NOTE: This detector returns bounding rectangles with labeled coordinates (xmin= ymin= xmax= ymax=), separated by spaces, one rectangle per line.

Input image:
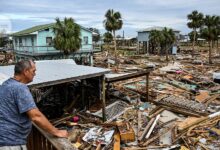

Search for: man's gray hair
xmin=14 ymin=60 xmax=34 ymax=75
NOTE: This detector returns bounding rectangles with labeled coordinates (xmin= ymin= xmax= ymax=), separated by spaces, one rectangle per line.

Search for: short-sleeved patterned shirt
xmin=0 ymin=78 xmax=36 ymax=146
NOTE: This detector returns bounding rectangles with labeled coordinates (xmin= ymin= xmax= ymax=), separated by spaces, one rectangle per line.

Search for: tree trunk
xmin=166 ymin=45 xmax=168 ymax=62
xmin=107 ymin=44 xmax=110 ymax=68
xmin=192 ymin=28 xmax=196 ymax=57
xmin=212 ymin=40 xmax=215 ymax=50
xmin=217 ymin=39 xmax=219 ymax=48
xmin=113 ymin=30 xmax=117 ymax=67
xmin=157 ymin=44 xmax=160 ymax=56
xmin=152 ymin=43 xmax=155 ymax=54
xmin=160 ymin=45 xmax=164 ymax=56
xmin=209 ymin=40 xmax=212 ymax=64
xmin=218 ymin=39 xmax=220 ymax=55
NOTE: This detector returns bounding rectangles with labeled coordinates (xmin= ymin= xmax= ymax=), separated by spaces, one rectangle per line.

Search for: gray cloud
xmin=1 ymin=0 xmax=219 ymax=36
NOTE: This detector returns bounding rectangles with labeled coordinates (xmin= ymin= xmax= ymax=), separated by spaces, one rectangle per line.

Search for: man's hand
xmin=54 ymin=129 xmax=68 ymax=138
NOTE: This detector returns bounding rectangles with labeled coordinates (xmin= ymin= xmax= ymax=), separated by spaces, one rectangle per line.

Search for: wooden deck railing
xmin=27 ymin=126 xmax=57 ymax=150
xmin=27 ymin=124 xmax=75 ymax=150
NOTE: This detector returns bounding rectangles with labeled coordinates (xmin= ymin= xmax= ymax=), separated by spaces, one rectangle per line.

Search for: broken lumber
xmin=138 ymin=117 xmax=155 ymax=141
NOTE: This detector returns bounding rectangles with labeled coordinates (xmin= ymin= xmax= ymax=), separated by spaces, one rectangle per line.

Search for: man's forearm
xmin=27 ymin=108 xmax=59 ymax=136
xmin=33 ymin=112 xmax=58 ymax=135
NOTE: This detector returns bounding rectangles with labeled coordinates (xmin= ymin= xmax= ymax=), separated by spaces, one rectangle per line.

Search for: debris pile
xmin=37 ymin=52 xmax=220 ymax=149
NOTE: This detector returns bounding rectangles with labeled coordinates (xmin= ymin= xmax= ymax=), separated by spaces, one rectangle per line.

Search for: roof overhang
xmin=0 ymin=59 xmax=110 ymax=88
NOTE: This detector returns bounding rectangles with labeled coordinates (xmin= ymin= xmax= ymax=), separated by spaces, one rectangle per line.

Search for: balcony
xmin=14 ymin=44 xmax=101 ymax=56
xmin=14 ymin=46 xmax=60 ymax=55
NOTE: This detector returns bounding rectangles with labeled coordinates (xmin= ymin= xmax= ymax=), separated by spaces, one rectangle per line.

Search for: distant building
xmin=116 ymin=37 xmax=137 ymax=48
xmin=0 ymin=34 xmax=13 ymax=51
xmin=179 ymin=34 xmax=191 ymax=43
xmin=137 ymin=26 xmax=180 ymax=54
xmin=11 ymin=23 xmax=96 ymax=65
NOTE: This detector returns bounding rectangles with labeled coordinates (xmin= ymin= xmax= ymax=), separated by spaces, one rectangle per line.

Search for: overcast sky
xmin=0 ymin=0 xmax=219 ymax=37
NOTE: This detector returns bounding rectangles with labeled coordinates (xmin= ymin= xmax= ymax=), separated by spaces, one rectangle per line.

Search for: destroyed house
xmin=0 ymin=59 xmax=110 ymax=149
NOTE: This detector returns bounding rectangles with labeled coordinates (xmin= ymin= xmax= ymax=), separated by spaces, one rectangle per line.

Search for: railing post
xmin=101 ymin=75 xmax=106 ymax=122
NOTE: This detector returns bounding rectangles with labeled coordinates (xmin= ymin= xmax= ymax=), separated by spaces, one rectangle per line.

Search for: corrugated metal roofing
xmin=0 ymin=59 xmax=110 ymax=88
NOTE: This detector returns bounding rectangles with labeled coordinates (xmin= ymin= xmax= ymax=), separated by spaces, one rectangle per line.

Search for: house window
xmin=83 ymin=36 xmax=88 ymax=44
xmin=19 ymin=38 xmax=22 ymax=46
xmin=46 ymin=37 xmax=52 ymax=46
xmin=31 ymin=37 xmax=34 ymax=46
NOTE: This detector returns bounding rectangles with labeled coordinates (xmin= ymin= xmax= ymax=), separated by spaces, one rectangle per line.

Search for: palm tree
xmin=53 ymin=17 xmax=81 ymax=57
xmin=149 ymin=30 xmax=163 ymax=55
xmin=201 ymin=15 xmax=219 ymax=64
xmin=188 ymin=31 xmax=199 ymax=44
xmin=103 ymin=32 xmax=113 ymax=60
xmin=162 ymin=27 xmax=176 ymax=61
xmin=212 ymin=16 xmax=220 ymax=48
xmin=187 ymin=10 xmax=204 ymax=57
xmin=103 ymin=9 xmax=123 ymax=65
xmin=103 ymin=32 xmax=113 ymax=44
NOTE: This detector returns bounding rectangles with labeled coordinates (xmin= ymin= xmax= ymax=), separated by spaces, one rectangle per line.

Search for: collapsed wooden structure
xmin=0 ymin=59 xmax=152 ymax=150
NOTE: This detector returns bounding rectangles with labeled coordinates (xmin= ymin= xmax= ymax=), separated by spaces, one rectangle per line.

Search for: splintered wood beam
xmin=146 ymin=74 xmax=149 ymax=102
xmin=204 ymin=94 xmax=220 ymax=106
xmin=113 ymin=132 xmax=120 ymax=150
xmin=149 ymin=108 xmax=165 ymax=119
xmin=142 ymin=124 xmax=176 ymax=146
xmin=137 ymin=110 xmax=141 ymax=138
xmin=138 ymin=117 xmax=155 ymax=142
xmin=145 ymin=114 xmax=160 ymax=139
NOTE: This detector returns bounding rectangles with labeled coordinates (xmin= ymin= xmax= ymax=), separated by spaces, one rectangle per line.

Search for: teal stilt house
xmin=12 ymin=22 xmax=97 ymax=65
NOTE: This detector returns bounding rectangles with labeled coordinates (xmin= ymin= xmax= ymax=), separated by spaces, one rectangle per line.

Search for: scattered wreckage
xmin=1 ymin=51 xmax=220 ymax=150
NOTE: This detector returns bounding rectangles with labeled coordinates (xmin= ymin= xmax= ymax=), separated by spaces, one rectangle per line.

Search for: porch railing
xmin=27 ymin=126 xmax=57 ymax=150
xmin=27 ymin=124 xmax=75 ymax=150
xmin=14 ymin=44 xmax=101 ymax=54
xmin=14 ymin=46 xmax=58 ymax=54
